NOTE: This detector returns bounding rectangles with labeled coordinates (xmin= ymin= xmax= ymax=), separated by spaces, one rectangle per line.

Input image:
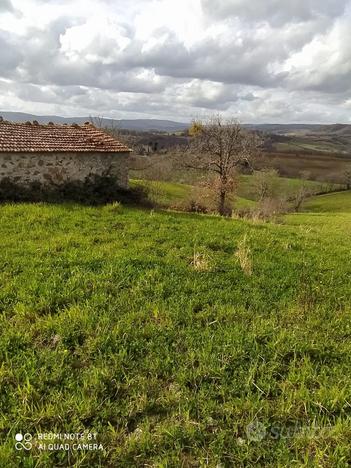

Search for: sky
xmin=0 ymin=0 xmax=350 ymax=123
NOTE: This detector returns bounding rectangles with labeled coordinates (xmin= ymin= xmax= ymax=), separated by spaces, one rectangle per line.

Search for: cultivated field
xmin=256 ymin=151 xmax=351 ymax=183
xmin=1 ymin=190 xmax=351 ymax=466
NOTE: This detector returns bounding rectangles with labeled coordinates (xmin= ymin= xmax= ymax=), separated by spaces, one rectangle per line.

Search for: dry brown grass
xmin=191 ymin=248 xmax=213 ymax=272
xmin=235 ymin=234 xmax=253 ymax=276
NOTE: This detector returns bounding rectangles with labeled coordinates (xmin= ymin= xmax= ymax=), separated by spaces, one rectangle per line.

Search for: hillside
xmin=262 ymin=123 xmax=351 ymax=155
xmin=130 ymin=176 xmax=332 ymax=211
xmin=1 ymin=196 xmax=350 ymax=466
xmin=2 ymin=111 xmax=351 ymax=140
xmin=0 ymin=112 xmax=188 ymax=132
xmin=304 ymin=190 xmax=351 ymax=213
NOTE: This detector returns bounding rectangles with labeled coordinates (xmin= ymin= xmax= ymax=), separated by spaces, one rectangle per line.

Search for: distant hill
xmin=0 ymin=111 xmax=189 ymax=132
xmin=316 ymin=124 xmax=351 ymax=137
xmin=2 ymin=112 xmax=350 ymax=135
xmin=247 ymin=123 xmax=327 ymax=134
xmin=248 ymin=123 xmax=351 ymax=137
xmin=247 ymin=123 xmax=351 ymax=155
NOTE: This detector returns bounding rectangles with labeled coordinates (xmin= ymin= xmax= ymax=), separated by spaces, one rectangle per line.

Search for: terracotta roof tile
xmin=0 ymin=120 xmax=131 ymax=153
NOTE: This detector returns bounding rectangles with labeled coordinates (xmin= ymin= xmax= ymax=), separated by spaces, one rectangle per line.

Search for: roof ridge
xmin=0 ymin=118 xmax=95 ymax=129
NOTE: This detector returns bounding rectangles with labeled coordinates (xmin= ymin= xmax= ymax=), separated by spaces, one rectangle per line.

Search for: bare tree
xmin=89 ymin=115 xmax=137 ymax=151
xmin=252 ymin=168 xmax=279 ymax=201
xmin=291 ymin=171 xmax=313 ymax=212
xmin=344 ymin=167 xmax=351 ymax=190
xmin=89 ymin=115 xmax=105 ymax=129
xmin=179 ymin=115 xmax=262 ymax=215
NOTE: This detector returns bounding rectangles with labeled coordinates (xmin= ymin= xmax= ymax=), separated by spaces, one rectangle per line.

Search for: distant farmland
xmin=256 ymin=150 xmax=351 ymax=183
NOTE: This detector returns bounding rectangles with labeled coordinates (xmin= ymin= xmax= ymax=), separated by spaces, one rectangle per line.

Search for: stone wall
xmin=0 ymin=151 xmax=129 ymax=188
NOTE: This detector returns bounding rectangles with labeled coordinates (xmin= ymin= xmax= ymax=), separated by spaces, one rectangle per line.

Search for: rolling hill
xmin=2 ymin=111 xmax=351 ymax=136
xmin=0 ymin=111 xmax=189 ymax=132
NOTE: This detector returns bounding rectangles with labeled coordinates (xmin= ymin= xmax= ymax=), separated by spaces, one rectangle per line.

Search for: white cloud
xmin=0 ymin=0 xmax=350 ymax=122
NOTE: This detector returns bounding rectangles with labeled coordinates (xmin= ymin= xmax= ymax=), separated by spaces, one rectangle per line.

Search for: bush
xmin=234 ymin=207 xmax=256 ymax=219
xmin=171 ymin=177 xmax=234 ymax=216
xmin=178 ymin=198 xmax=209 ymax=214
xmin=233 ymin=197 xmax=289 ymax=222
xmin=255 ymin=197 xmax=289 ymax=220
xmin=0 ymin=176 xmax=154 ymax=207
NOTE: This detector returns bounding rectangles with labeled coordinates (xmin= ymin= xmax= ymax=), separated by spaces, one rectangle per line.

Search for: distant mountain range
xmin=1 ymin=111 xmax=350 ymax=136
xmin=0 ymin=111 xmax=189 ymax=132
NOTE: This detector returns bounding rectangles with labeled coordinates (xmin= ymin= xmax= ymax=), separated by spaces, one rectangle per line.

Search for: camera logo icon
xmin=15 ymin=433 xmax=32 ymax=451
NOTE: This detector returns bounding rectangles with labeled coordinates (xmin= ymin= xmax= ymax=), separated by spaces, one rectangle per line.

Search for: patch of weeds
xmin=235 ymin=234 xmax=253 ymax=276
xmin=190 ymin=247 xmax=213 ymax=272
xmin=102 ymin=201 xmax=123 ymax=213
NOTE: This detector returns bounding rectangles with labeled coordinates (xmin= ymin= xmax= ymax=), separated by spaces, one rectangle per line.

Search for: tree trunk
xmin=218 ymin=189 xmax=226 ymax=216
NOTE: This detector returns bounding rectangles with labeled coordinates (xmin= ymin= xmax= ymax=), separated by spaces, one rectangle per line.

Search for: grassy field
xmin=275 ymin=139 xmax=345 ymax=154
xmin=304 ymin=191 xmax=351 ymax=213
xmin=130 ymin=179 xmax=192 ymax=206
xmin=130 ymin=179 xmax=256 ymax=210
xmin=131 ymin=176 xmax=330 ymax=211
xmin=237 ymin=175 xmax=325 ymax=202
xmin=0 ymin=191 xmax=351 ymax=466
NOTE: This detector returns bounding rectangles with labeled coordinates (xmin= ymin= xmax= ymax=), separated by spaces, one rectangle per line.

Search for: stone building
xmin=0 ymin=119 xmax=131 ymax=188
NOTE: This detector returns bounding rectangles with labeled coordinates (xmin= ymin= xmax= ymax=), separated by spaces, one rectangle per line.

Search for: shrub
xmin=173 ymin=198 xmax=209 ymax=214
xmin=255 ymin=197 xmax=289 ymax=220
xmin=0 ymin=176 xmax=154 ymax=207
xmin=172 ymin=176 xmax=235 ymax=216
xmin=233 ymin=207 xmax=256 ymax=219
xmin=234 ymin=198 xmax=288 ymax=222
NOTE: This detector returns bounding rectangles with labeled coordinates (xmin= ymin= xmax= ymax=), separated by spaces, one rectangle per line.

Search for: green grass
xmin=130 ymin=175 xmax=328 ymax=212
xmin=304 ymin=190 xmax=351 ymax=213
xmin=0 ymin=200 xmax=351 ymax=466
xmin=238 ymin=175 xmax=326 ymax=201
xmin=130 ymin=179 xmax=256 ymax=210
xmin=130 ymin=179 xmax=193 ymax=206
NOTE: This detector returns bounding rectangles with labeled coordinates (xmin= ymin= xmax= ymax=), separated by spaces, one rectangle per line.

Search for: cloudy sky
xmin=0 ymin=0 xmax=350 ymax=123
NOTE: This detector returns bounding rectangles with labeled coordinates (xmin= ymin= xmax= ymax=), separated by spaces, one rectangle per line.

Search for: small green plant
xmin=103 ymin=201 xmax=122 ymax=213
